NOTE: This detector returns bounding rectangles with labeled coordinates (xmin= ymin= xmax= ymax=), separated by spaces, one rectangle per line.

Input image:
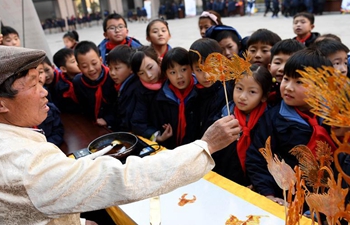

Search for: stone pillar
xmin=135 ymin=0 xmax=143 ymax=7
xmin=151 ymin=0 xmax=160 ymax=19
xmin=57 ymin=0 xmax=76 ymax=30
xmin=0 ymin=0 xmax=52 ymax=59
xmin=108 ymin=0 xmax=124 ymax=15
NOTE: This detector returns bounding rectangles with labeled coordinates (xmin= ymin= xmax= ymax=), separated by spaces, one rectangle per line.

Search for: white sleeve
xmin=23 ymin=140 xmax=214 ymax=215
xmin=80 ymin=218 xmax=86 ymax=225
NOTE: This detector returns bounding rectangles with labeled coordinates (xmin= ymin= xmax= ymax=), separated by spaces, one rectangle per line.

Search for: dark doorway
xmin=127 ymin=0 xmax=135 ymax=9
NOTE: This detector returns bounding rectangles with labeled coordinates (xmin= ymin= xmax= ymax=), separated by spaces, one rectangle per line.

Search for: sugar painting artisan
xmin=0 ymin=45 xmax=241 ymax=224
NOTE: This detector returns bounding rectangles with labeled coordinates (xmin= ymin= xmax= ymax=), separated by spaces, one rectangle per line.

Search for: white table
xmin=120 ymin=178 xmax=286 ymax=224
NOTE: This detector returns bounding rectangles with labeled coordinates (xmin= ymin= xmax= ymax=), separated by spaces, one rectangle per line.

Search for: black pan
xmin=88 ymin=132 xmax=138 ymax=159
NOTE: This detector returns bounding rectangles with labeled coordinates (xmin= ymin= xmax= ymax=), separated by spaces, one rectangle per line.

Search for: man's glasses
xmin=107 ymin=25 xmax=126 ymax=32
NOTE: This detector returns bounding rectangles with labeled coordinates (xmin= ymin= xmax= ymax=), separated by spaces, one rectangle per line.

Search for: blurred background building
xmin=33 ymin=0 xmax=201 ymax=23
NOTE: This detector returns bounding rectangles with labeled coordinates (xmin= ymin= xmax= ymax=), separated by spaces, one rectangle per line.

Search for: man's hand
xmin=201 ymin=116 xmax=241 ymax=154
xmin=85 ymin=220 xmax=98 ymax=225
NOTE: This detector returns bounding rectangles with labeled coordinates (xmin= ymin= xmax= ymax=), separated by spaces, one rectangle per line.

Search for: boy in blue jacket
xmin=246 ymin=48 xmax=336 ymax=206
xmin=106 ymin=45 xmax=140 ymax=132
xmin=36 ymin=64 xmax=64 ymax=146
xmin=98 ymin=13 xmax=142 ymax=65
xmin=73 ymin=41 xmax=117 ymax=128
xmin=52 ymin=48 xmax=81 ymax=113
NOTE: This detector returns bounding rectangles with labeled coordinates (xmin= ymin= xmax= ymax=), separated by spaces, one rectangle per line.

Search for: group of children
xmin=1 ymin=11 xmax=350 ymax=218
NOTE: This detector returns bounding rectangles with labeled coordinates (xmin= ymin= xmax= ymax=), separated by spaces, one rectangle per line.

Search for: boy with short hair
xmin=204 ymin=25 xmax=243 ymax=59
xmin=36 ymin=65 xmax=64 ymax=146
xmin=106 ymin=45 xmax=139 ymax=132
xmin=189 ymin=38 xmax=234 ymax=138
xmin=98 ymin=13 xmax=142 ymax=65
xmin=73 ymin=41 xmax=117 ymax=127
xmin=311 ymin=39 xmax=349 ymax=77
xmin=246 ymin=48 xmax=336 ymax=206
xmin=292 ymin=12 xmax=320 ymax=47
xmin=247 ymin=28 xmax=282 ymax=68
xmin=267 ymin=39 xmax=305 ymax=106
xmin=52 ymin=48 xmax=81 ymax=113
xmin=39 ymin=57 xmax=60 ymax=102
xmin=1 ymin=26 xmax=21 ymax=47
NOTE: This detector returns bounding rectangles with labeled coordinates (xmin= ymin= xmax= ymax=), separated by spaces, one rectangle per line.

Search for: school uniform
xmin=195 ymin=80 xmax=234 ymax=138
xmin=111 ymin=74 xmax=140 ymax=132
xmin=38 ymin=102 xmax=64 ymax=147
xmin=130 ymin=82 xmax=161 ymax=139
xmin=152 ymin=77 xmax=199 ymax=149
xmin=51 ymin=71 xmax=80 ymax=114
xmin=212 ymin=100 xmax=268 ymax=186
xmin=45 ymin=68 xmax=61 ymax=102
xmin=293 ymin=32 xmax=320 ymax=47
xmin=246 ymin=101 xmax=335 ymax=198
xmin=98 ymin=38 xmax=142 ymax=65
xmin=73 ymin=65 xmax=117 ymax=127
xmin=157 ymin=44 xmax=172 ymax=61
xmin=267 ymin=81 xmax=282 ymax=107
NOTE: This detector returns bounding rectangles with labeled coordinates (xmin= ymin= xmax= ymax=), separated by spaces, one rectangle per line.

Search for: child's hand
xmin=266 ymin=195 xmax=285 ymax=205
xmin=96 ymin=118 xmax=107 ymax=126
xmin=156 ymin=123 xmax=173 ymax=142
xmin=0 ymin=34 xmax=3 ymax=45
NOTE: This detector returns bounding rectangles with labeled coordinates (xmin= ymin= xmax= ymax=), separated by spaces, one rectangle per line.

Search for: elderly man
xmin=0 ymin=46 xmax=241 ymax=224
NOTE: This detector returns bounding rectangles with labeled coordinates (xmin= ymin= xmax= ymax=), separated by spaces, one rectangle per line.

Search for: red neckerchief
xmin=114 ymin=83 xmax=122 ymax=92
xmin=168 ymin=77 xmax=195 ymax=145
xmin=234 ymin=102 xmax=267 ymax=172
xmin=53 ymin=68 xmax=60 ymax=85
xmin=294 ymin=107 xmax=336 ymax=155
xmin=159 ymin=45 xmax=169 ymax=60
xmin=59 ymin=72 xmax=78 ymax=103
xmin=106 ymin=39 xmax=127 ymax=51
xmin=80 ymin=65 xmax=109 ymax=120
xmin=195 ymin=83 xmax=205 ymax=89
xmin=296 ymin=33 xmax=312 ymax=44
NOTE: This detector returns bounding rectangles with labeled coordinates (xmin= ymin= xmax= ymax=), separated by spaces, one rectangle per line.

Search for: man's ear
xmin=0 ymin=99 xmax=10 ymax=113
xmin=60 ymin=66 xmax=68 ymax=73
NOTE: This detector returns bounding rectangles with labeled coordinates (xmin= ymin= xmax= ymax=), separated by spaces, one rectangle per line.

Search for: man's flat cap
xmin=0 ymin=46 xmax=46 ymax=85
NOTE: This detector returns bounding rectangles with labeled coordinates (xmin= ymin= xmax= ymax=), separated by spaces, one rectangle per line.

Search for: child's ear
xmin=103 ymin=32 xmax=109 ymax=39
xmin=261 ymin=96 xmax=268 ymax=103
xmin=267 ymin=63 xmax=272 ymax=73
xmin=311 ymin=24 xmax=315 ymax=30
xmin=60 ymin=66 xmax=68 ymax=73
xmin=99 ymin=56 xmax=103 ymax=64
